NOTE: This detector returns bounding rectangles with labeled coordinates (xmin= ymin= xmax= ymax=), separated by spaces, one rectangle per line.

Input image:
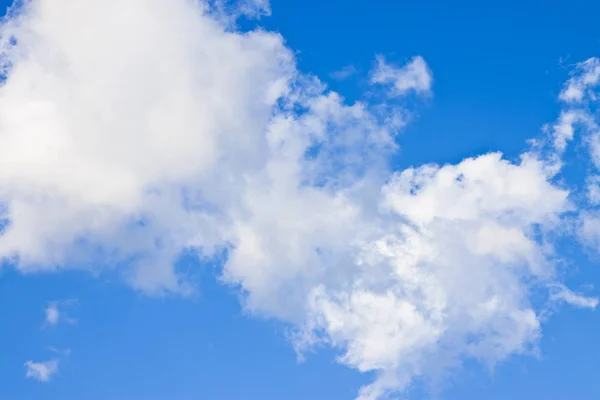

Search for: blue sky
xmin=1 ymin=1 xmax=600 ymax=399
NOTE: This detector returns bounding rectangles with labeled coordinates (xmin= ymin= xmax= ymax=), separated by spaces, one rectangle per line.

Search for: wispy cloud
xmin=370 ymin=55 xmax=432 ymax=96
xmin=48 ymin=347 xmax=72 ymax=357
xmin=44 ymin=304 xmax=60 ymax=326
xmin=329 ymin=65 xmax=357 ymax=81
xmin=560 ymin=58 xmax=600 ymax=103
xmin=550 ymin=284 xmax=599 ymax=309
xmin=24 ymin=360 xmax=59 ymax=382
xmin=43 ymin=300 xmax=77 ymax=328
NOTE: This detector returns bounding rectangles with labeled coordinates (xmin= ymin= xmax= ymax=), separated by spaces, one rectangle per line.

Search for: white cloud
xmin=24 ymin=360 xmax=59 ymax=382
xmin=294 ymin=152 xmax=576 ymax=398
xmin=48 ymin=347 xmax=71 ymax=357
xmin=370 ymin=55 xmax=432 ymax=96
xmin=43 ymin=300 xmax=76 ymax=327
xmin=209 ymin=0 xmax=271 ymax=23
xmin=550 ymin=285 xmax=598 ymax=309
xmin=586 ymin=176 xmax=600 ymax=205
xmin=551 ymin=58 xmax=600 ymax=253
xmin=552 ymin=110 xmax=580 ymax=152
xmin=580 ymin=211 xmax=600 ymax=247
xmin=560 ymin=58 xmax=600 ymax=103
xmin=0 ymin=0 xmax=296 ymax=292
xmin=330 ymin=65 xmax=358 ymax=81
xmin=0 ymin=1 xmax=594 ymax=399
xmin=44 ymin=303 xmax=59 ymax=326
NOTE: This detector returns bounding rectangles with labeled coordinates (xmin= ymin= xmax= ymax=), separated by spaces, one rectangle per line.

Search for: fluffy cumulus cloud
xmin=24 ymin=359 xmax=59 ymax=382
xmin=298 ymin=153 xmax=580 ymax=399
xmin=0 ymin=0 xmax=596 ymax=398
xmin=0 ymin=0 xmax=298 ymax=291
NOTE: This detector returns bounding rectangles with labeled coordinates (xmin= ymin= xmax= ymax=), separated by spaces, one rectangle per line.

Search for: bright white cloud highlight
xmin=296 ymin=152 xmax=577 ymax=399
xmin=0 ymin=1 xmax=595 ymax=398
xmin=0 ymin=0 xmax=296 ymax=292
xmin=24 ymin=360 xmax=59 ymax=382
